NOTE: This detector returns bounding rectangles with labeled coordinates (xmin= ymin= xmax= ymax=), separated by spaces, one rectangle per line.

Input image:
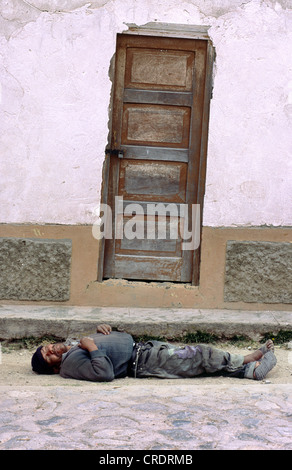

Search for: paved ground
xmin=1 ymin=345 xmax=291 ymax=451
xmin=1 ymin=305 xmax=291 ymax=451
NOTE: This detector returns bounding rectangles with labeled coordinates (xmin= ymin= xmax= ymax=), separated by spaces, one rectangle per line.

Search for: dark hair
xmin=31 ymin=346 xmax=54 ymax=375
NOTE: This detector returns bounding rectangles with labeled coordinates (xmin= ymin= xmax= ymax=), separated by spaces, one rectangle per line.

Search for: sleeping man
xmin=31 ymin=324 xmax=276 ymax=382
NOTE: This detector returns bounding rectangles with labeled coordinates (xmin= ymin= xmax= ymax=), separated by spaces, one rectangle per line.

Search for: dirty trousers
xmin=131 ymin=341 xmax=246 ymax=379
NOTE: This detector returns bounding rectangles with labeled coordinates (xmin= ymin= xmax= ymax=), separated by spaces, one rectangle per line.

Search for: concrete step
xmin=0 ymin=304 xmax=291 ymax=341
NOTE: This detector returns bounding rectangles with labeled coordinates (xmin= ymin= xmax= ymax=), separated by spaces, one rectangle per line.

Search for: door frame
xmin=97 ymin=23 xmax=215 ymax=285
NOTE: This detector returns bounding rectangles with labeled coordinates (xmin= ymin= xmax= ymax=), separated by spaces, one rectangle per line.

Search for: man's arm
xmin=78 ymin=337 xmax=98 ymax=352
xmin=77 ymin=337 xmax=115 ymax=381
xmin=60 ymin=336 xmax=115 ymax=382
xmin=96 ymin=324 xmax=112 ymax=335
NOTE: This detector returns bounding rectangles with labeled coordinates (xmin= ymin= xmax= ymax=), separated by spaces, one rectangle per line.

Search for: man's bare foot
xmin=243 ymin=340 xmax=274 ymax=364
xmin=259 ymin=339 xmax=274 ymax=354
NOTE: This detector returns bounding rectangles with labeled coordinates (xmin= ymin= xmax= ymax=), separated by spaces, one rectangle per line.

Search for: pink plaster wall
xmin=0 ymin=0 xmax=291 ymax=227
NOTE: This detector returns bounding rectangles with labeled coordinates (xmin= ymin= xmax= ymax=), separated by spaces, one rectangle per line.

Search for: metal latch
xmin=105 ymin=148 xmax=124 ymax=158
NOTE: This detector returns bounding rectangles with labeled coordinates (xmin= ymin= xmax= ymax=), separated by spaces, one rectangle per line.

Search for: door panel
xmin=113 ymin=256 xmax=183 ymax=281
xmin=102 ymin=33 xmax=210 ymax=283
xmin=116 ymin=216 xmax=182 ymax=256
xmin=122 ymin=104 xmax=191 ymax=146
xmin=119 ymin=160 xmax=187 ymax=202
xmin=125 ymin=48 xmax=195 ymax=90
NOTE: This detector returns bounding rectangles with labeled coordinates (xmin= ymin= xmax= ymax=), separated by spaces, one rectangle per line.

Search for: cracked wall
xmin=0 ymin=0 xmax=291 ymax=227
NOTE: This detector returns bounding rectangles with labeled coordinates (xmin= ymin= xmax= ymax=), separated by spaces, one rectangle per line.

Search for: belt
xmin=130 ymin=342 xmax=143 ymax=378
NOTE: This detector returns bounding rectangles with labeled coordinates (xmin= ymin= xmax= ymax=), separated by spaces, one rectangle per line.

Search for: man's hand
xmin=78 ymin=337 xmax=98 ymax=352
xmin=96 ymin=324 xmax=112 ymax=335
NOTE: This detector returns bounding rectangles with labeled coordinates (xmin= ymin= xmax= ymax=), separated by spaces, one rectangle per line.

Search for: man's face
xmin=41 ymin=343 xmax=69 ymax=369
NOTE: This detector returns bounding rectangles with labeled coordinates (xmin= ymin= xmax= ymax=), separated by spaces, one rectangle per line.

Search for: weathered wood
xmin=124 ymin=23 xmax=210 ymax=40
xmin=125 ymin=47 xmax=195 ymax=91
xmin=116 ymin=216 xmax=181 ymax=256
xmin=192 ymin=40 xmax=215 ymax=285
xmin=121 ymin=145 xmax=189 ymax=162
xmin=123 ymin=89 xmax=193 ymax=106
xmin=119 ymin=160 xmax=187 ymax=202
xmin=114 ymin=255 xmax=183 ymax=281
xmin=101 ymin=32 xmax=213 ymax=284
xmin=122 ymin=104 xmax=191 ymax=147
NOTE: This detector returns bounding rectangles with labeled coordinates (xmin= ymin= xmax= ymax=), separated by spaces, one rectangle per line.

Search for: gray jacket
xmin=60 ymin=331 xmax=134 ymax=382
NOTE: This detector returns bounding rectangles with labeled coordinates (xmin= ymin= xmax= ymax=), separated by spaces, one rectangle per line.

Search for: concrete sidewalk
xmin=1 ymin=381 xmax=291 ymax=450
xmin=0 ymin=304 xmax=291 ymax=341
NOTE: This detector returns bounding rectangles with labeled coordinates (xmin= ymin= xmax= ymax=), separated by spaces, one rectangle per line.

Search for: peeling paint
xmin=0 ymin=0 xmax=291 ymax=227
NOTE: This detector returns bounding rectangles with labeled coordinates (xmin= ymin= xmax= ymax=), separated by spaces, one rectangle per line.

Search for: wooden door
xmin=100 ymin=33 xmax=212 ymax=283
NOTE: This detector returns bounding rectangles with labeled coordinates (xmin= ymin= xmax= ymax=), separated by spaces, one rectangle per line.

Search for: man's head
xmin=31 ymin=343 xmax=69 ymax=374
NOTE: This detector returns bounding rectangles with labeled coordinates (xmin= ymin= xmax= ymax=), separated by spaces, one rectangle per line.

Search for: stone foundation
xmin=224 ymin=241 xmax=292 ymax=304
xmin=0 ymin=224 xmax=291 ymax=311
xmin=0 ymin=237 xmax=72 ymax=301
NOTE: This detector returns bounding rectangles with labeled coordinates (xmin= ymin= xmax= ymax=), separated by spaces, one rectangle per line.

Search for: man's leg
xmin=243 ymin=340 xmax=277 ymax=380
xmin=195 ymin=340 xmax=276 ymax=379
xmin=135 ymin=340 xmax=276 ymax=380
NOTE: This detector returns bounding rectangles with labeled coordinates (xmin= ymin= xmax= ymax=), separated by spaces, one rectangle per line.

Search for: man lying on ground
xmin=31 ymin=324 xmax=276 ymax=382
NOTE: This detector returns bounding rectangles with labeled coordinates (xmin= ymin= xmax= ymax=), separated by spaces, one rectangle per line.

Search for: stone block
xmin=224 ymin=241 xmax=292 ymax=304
xmin=0 ymin=237 xmax=72 ymax=301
